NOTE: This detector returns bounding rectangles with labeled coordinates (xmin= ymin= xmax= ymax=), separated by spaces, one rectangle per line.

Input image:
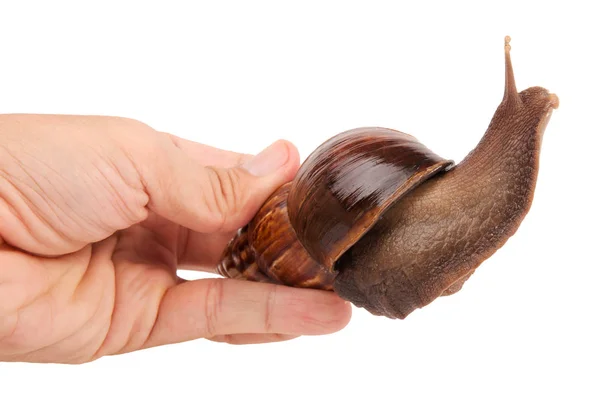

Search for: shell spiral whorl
xmin=217 ymin=127 xmax=454 ymax=292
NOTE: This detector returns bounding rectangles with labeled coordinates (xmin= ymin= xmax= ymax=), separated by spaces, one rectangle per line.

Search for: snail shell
xmin=218 ymin=37 xmax=559 ymax=319
xmin=218 ymin=128 xmax=453 ymax=289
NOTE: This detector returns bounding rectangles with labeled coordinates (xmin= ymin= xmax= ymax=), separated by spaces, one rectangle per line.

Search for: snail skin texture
xmin=218 ymin=37 xmax=559 ymax=319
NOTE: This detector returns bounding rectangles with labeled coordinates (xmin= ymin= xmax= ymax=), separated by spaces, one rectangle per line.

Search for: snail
xmin=217 ymin=37 xmax=559 ymax=319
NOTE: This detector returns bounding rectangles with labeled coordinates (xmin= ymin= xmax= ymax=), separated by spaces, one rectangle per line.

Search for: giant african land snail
xmin=217 ymin=37 xmax=559 ymax=319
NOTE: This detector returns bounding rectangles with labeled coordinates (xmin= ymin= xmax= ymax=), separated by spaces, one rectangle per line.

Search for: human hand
xmin=0 ymin=114 xmax=351 ymax=364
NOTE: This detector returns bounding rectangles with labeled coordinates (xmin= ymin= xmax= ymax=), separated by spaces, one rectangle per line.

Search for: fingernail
xmin=242 ymin=141 xmax=289 ymax=176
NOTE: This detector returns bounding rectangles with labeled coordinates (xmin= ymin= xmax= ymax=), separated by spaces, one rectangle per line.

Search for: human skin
xmin=0 ymin=114 xmax=352 ymax=364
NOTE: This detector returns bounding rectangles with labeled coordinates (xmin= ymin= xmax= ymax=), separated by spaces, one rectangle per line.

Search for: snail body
xmin=218 ymin=37 xmax=559 ymax=319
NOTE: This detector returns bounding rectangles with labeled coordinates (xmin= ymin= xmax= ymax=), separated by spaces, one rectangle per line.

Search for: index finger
xmin=142 ymin=278 xmax=352 ymax=349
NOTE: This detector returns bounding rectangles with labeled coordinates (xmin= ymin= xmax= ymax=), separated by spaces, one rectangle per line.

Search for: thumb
xmin=143 ymin=139 xmax=300 ymax=233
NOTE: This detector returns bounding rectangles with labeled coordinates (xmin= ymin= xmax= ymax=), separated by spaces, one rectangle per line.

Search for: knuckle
xmin=108 ymin=116 xmax=155 ymax=137
xmin=204 ymin=167 xmax=244 ymax=231
xmin=106 ymin=117 xmax=158 ymax=156
xmin=203 ymin=279 xmax=225 ymax=338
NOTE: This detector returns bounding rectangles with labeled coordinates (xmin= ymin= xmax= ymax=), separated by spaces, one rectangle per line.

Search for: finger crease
xmin=264 ymin=285 xmax=276 ymax=333
xmin=204 ymin=279 xmax=224 ymax=338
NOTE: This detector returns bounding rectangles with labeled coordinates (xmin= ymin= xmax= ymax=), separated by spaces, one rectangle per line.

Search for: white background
xmin=1 ymin=1 xmax=598 ymax=399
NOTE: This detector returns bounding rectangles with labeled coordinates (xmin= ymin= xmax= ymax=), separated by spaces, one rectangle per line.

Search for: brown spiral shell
xmin=218 ymin=127 xmax=453 ymax=289
xmin=218 ymin=182 xmax=336 ymax=289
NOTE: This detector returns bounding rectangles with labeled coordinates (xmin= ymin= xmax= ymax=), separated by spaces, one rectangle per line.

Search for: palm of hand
xmin=1 ymin=212 xmax=236 ymax=363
